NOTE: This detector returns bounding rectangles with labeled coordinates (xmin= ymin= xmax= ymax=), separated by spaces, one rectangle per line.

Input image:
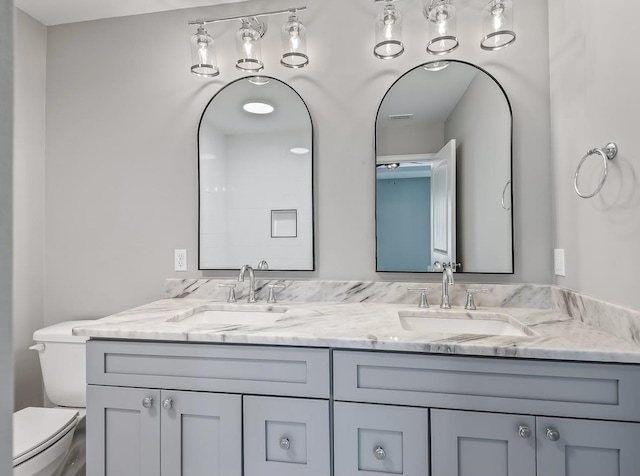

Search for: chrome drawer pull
xmin=374 ymin=446 xmax=386 ymax=460
xmin=518 ymin=425 xmax=531 ymax=439
xmin=279 ymin=437 xmax=290 ymax=450
xmin=546 ymin=427 xmax=560 ymax=441
xmin=142 ymin=397 xmax=154 ymax=408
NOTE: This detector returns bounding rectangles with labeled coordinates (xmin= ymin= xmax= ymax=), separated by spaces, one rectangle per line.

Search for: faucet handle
xmin=267 ymin=284 xmax=285 ymax=304
xmin=257 ymin=260 xmax=269 ymax=270
xmin=408 ymin=288 xmax=432 ymax=308
xmin=218 ymin=283 xmax=237 ymax=303
xmin=432 ymin=261 xmax=443 ymax=272
xmin=448 ymin=262 xmax=462 ymax=271
xmin=465 ymin=288 xmax=488 ymax=310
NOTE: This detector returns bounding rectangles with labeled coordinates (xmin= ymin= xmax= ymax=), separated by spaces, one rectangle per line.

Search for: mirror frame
xmin=197 ymin=76 xmax=315 ymax=271
xmin=374 ymin=60 xmax=514 ymax=274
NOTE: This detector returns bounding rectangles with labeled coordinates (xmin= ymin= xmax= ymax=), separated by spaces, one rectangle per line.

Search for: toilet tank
xmin=32 ymin=321 xmax=95 ymax=408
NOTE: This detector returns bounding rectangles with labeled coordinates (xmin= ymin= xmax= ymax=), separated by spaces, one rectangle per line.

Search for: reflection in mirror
xmin=376 ymin=61 xmax=513 ymax=274
xmin=198 ymin=76 xmax=314 ymax=270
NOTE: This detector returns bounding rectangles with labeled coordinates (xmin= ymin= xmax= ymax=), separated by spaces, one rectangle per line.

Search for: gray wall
xmin=549 ymin=1 xmax=640 ymax=310
xmin=445 ymin=73 xmax=512 ymax=272
xmin=43 ymin=0 xmax=553 ymax=325
xmin=13 ymin=9 xmax=46 ymax=409
xmin=0 ymin=0 xmax=13 ymax=470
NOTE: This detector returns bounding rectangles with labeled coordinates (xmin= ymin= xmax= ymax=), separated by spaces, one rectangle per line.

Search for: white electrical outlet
xmin=174 ymin=249 xmax=187 ymax=272
xmin=554 ymin=249 xmax=565 ymax=277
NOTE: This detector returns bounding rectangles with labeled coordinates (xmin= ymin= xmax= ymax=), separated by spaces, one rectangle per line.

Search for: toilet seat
xmin=13 ymin=407 xmax=79 ymax=466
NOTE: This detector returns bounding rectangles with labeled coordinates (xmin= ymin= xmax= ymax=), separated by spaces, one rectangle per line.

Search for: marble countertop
xmin=72 ymin=298 xmax=640 ymax=364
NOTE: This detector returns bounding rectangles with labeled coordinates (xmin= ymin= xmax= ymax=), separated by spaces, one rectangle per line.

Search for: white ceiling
xmin=15 ymin=0 xmax=246 ymax=26
xmin=378 ymin=63 xmax=478 ymax=127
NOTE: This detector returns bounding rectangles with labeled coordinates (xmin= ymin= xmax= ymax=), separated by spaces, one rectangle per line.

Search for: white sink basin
xmin=398 ymin=310 xmax=534 ymax=337
xmin=167 ymin=304 xmax=287 ymax=326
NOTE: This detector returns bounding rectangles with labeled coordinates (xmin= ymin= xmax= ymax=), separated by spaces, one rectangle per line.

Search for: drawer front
xmin=333 ymin=350 xmax=640 ymax=421
xmin=334 ymin=402 xmax=429 ymax=476
xmin=243 ymin=396 xmax=330 ymax=476
xmin=87 ymin=340 xmax=329 ymax=398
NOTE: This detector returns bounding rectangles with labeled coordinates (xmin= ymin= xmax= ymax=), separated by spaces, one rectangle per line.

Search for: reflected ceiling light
xmin=374 ymin=0 xmax=404 ymax=60
xmin=425 ymin=0 xmax=458 ymax=55
xmin=248 ymin=76 xmax=271 ymax=86
xmin=243 ymin=102 xmax=274 ymax=114
xmin=290 ymin=147 xmax=310 ymax=154
xmin=188 ymin=7 xmax=309 ymax=77
xmin=385 ymin=163 xmax=400 ymax=169
xmin=281 ymin=12 xmax=309 ymax=68
xmin=190 ymin=25 xmax=219 ymax=77
xmin=423 ymin=61 xmax=450 ymax=71
xmin=480 ymin=0 xmax=516 ymax=51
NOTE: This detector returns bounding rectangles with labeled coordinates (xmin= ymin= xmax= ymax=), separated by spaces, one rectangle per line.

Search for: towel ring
xmin=573 ymin=142 xmax=617 ymax=199
xmin=501 ymin=180 xmax=512 ymax=210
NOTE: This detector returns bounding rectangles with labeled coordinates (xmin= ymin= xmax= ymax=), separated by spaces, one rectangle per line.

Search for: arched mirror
xmin=198 ymin=76 xmax=314 ymax=270
xmin=376 ymin=61 xmax=513 ymax=274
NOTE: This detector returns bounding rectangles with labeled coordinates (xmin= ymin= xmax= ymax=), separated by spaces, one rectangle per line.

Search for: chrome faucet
xmin=238 ymin=264 xmax=257 ymax=303
xmin=434 ymin=261 xmax=455 ymax=309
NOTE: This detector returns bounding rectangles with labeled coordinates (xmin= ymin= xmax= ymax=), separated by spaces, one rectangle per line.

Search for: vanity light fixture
xmin=290 ymin=147 xmax=310 ymax=155
xmin=190 ymin=25 xmax=219 ymax=77
xmin=243 ymin=102 xmax=274 ymax=114
xmin=374 ymin=0 xmax=404 ymax=60
xmin=189 ymin=7 xmax=308 ymax=77
xmin=480 ymin=0 xmax=516 ymax=51
xmin=236 ymin=18 xmax=264 ymax=72
xmin=373 ymin=0 xmax=516 ymax=59
xmin=281 ymin=13 xmax=309 ymax=68
xmin=425 ymin=0 xmax=458 ymax=55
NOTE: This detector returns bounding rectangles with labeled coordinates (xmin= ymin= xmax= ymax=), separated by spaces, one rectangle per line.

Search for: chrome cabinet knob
xmin=279 ymin=437 xmax=290 ymax=450
xmin=142 ymin=397 xmax=154 ymax=408
xmin=162 ymin=398 xmax=173 ymax=410
xmin=546 ymin=428 xmax=560 ymax=441
xmin=518 ymin=425 xmax=531 ymax=439
xmin=374 ymin=446 xmax=386 ymax=460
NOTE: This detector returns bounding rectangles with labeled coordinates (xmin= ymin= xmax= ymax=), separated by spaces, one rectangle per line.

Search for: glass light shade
xmin=374 ymin=2 xmax=404 ymax=60
xmin=281 ymin=14 xmax=309 ymax=68
xmin=236 ymin=19 xmax=264 ymax=72
xmin=426 ymin=0 xmax=459 ymax=55
xmin=481 ymin=0 xmax=516 ymax=50
xmin=190 ymin=26 xmax=219 ymax=77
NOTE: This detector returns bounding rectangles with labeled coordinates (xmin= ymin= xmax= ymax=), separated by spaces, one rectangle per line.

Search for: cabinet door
xmin=87 ymin=385 xmax=161 ymax=476
xmin=160 ymin=390 xmax=242 ymax=476
xmin=431 ymin=409 xmax=536 ymax=476
xmin=537 ymin=417 xmax=640 ymax=476
xmin=334 ymin=402 xmax=429 ymax=476
xmin=243 ymin=396 xmax=330 ymax=476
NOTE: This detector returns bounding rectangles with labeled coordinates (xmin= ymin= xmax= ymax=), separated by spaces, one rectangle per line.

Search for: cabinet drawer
xmin=87 ymin=340 xmax=329 ymax=398
xmin=243 ymin=396 xmax=330 ymax=476
xmin=333 ymin=350 xmax=640 ymax=421
xmin=334 ymin=402 xmax=429 ymax=476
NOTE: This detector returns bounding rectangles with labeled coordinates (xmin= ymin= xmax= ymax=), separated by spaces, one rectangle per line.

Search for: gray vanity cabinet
xmin=243 ymin=395 xmax=330 ymax=476
xmin=87 ymin=385 xmax=242 ymax=476
xmin=87 ymin=385 xmax=161 ymax=476
xmin=431 ymin=409 xmax=640 ymax=476
xmin=431 ymin=409 xmax=536 ymax=476
xmin=333 ymin=401 xmax=429 ymax=476
xmin=536 ymin=417 xmax=640 ymax=476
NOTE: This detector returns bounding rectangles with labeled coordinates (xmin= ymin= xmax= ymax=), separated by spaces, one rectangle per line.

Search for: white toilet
xmin=13 ymin=320 xmax=94 ymax=476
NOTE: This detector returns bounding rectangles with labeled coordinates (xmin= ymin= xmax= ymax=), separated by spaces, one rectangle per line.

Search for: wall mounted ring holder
xmin=573 ymin=142 xmax=618 ymax=199
xmin=501 ymin=180 xmax=512 ymax=210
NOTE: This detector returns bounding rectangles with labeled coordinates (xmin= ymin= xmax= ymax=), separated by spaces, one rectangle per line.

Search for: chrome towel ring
xmin=573 ymin=142 xmax=618 ymax=199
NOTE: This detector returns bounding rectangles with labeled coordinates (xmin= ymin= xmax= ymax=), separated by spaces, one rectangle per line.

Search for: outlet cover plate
xmin=174 ymin=249 xmax=187 ymax=272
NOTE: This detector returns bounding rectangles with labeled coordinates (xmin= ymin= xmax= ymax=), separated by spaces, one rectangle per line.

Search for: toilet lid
xmin=13 ymin=407 xmax=79 ymax=466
